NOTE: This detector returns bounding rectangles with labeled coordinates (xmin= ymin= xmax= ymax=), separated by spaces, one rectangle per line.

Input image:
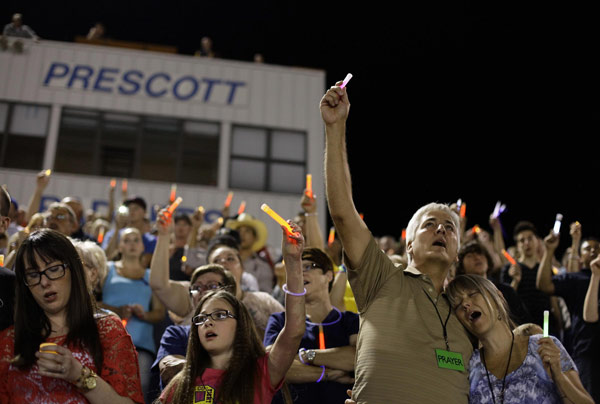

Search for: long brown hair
xmin=12 ymin=229 xmax=103 ymax=370
xmin=164 ymin=290 xmax=266 ymax=403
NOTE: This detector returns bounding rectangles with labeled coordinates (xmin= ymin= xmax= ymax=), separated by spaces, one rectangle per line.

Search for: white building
xmin=0 ymin=38 xmax=326 ymax=248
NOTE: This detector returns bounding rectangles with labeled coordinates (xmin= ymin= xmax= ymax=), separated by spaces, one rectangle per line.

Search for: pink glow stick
xmin=339 ymin=73 xmax=353 ymax=89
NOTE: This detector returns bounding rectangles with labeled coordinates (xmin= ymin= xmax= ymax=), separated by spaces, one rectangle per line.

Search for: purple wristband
xmin=316 ymin=366 xmax=326 ymax=383
xmin=282 ymin=284 xmax=307 ymax=296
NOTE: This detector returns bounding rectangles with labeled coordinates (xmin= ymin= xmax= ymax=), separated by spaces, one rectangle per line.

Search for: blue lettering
xmin=43 ymin=62 xmax=70 ymax=86
xmin=172 ymin=76 xmax=199 ymax=100
xmin=204 ymin=209 xmax=223 ymax=224
xmin=202 ymin=78 xmax=222 ymax=102
xmin=93 ymin=67 xmax=119 ymax=93
xmin=225 ymin=81 xmax=245 ymax=105
xmin=145 ymin=72 xmax=170 ymax=98
xmin=118 ymin=70 xmax=143 ymax=95
xmin=67 ymin=65 xmax=94 ymax=89
xmin=91 ymin=200 xmax=109 ymax=213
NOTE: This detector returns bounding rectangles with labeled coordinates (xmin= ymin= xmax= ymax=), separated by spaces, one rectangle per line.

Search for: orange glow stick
xmin=170 ymin=184 xmax=177 ymax=203
xmin=237 ymin=201 xmax=246 ymax=215
xmin=460 ymin=203 xmax=467 ymax=219
xmin=328 ymin=227 xmax=335 ymax=247
xmin=502 ymin=249 xmax=517 ymax=266
xmin=401 ymin=229 xmax=407 ymax=241
xmin=472 ymin=225 xmax=481 ymax=234
xmin=167 ymin=197 xmax=183 ymax=214
xmin=261 ymin=204 xmax=294 ymax=234
xmin=306 ymin=174 xmax=313 ymax=198
xmin=39 ymin=342 xmax=58 ymax=354
xmin=359 ymin=213 xmax=364 ymax=220
xmin=318 ymin=325 xmax=326 ymax=349
xmin=97 ymin=227 xmax=105 ymax=244
xmin=44 ymin=169 xmax=52 ymax=176
xmin=224 ymin=192 xmax=234 ymax=208
xmin=121 ymin=318 xmax=128 ymax=328
xmin=110 ymin=178 xmax=116 ymax=188
xmin=0 ymin=254 xmax=4 ymax=267
xmin=122 ymin=179 xmax=128 ymax=192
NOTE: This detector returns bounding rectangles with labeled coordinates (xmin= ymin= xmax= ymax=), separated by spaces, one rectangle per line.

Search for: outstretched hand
xmin=320 ymin=81 xmax=350 ymax=126
xmin=281 ymin=222 xmax=304 ymax=261
xmin=156 ymin=208 xmax=174 ymax=236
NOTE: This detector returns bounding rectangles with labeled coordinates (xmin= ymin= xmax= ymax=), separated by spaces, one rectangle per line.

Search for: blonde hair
xmin=446 ymin=274 xmax=516 ymax=330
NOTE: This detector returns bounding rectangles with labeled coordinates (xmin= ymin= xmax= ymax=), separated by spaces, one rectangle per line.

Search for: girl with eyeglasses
xmin=0 ymin=229 xmax=143 ymax=404
xmin=157 ymin=222 xmax=306 ymax=404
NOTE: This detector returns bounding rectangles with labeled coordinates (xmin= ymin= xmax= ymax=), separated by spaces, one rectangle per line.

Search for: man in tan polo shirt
xmin=321 ymin=81 xmax=473 ymax=403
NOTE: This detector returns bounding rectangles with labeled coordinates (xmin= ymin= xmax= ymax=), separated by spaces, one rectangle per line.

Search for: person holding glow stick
xmin=582 ymin=255 xmax=600 ymax=402
xmin=157 ymin=221 xmax=306 ymax=404
xmin=537 ymin=227 xmax=600 ymax=401
xmin=264 ymin=247 xmax=359 ymax=404
xmin=321 ymin=77 xmax=472 ymax=403
xmin=446 ymin=274 xmax=593 ymax=404
xmin=500 ymin=221 xmax=558 ymax=337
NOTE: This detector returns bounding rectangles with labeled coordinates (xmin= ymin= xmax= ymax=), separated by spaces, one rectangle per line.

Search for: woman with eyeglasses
xmin=152 ymin=264 xmax=237 ymax=388
xmin=0 ymin=229 xmax=143 ymax=404
xmin=100 ymin=227 xmax=166 ymax=403
xmin=157 ymin=221 xmax=306 ymax=404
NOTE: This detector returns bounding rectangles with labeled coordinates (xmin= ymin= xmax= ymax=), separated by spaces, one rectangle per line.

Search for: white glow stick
xmin=553 ymin=213 xmax=563 ymax=235
xmin=339 ymin=73 xmax=353 ymax=89
xmin=543 ymin=310 xmax=549 ymax=337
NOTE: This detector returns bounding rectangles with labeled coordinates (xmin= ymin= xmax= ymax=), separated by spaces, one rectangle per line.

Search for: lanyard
xmin=423 ymin=288 xmax=451 ymax=350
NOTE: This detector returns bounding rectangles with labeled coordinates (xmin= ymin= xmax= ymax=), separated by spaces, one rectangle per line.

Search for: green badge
xmin=435 ymin=349 xmax=466 ymax=371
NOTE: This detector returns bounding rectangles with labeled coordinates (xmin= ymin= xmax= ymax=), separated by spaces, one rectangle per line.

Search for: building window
xmin=230 ymin=126 xmax=306 ymax=193
xmin=55 ymin=107 xmax=220 ymax=185
xmin=0 ymin=102 xmax=49 ymax=170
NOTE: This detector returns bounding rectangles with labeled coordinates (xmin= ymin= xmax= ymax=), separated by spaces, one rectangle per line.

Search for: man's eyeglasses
xmin=192 ymin=310 xmax=236 ymax=326
xmin=189 ymin=282 xmax=223 ymax=295
xmin=302 ymin=262 xmax=321 ymax=272
xmin=24 ymin=263 xmax=68 ymax=286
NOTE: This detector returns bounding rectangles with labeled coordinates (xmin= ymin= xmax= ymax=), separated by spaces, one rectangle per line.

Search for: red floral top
xmin=0 ymin=314 xmax=144 ymax=404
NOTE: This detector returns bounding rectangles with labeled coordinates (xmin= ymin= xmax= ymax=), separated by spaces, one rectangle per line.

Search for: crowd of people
xmin=0 ymin=79 xmax=598 ymax=404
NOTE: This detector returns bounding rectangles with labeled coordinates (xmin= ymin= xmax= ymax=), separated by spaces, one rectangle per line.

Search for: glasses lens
xmin=46 ymin=265 xmax=66 ymax=280
xmin=24 ymin=272 xmax=41 ymax=286
xmin=193 ymin=314 xmax=207 ymax=325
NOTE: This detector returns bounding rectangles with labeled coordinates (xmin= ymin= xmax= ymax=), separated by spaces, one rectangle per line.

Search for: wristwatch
xmin=305 ymin=349 xmax=316 ymax=364
xmin=76 ymin=366 xmax=98 ymax=392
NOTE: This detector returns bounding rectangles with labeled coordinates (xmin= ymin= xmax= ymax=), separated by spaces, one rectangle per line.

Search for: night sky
xmin=3 ymin=1 xmax=599 ymax=254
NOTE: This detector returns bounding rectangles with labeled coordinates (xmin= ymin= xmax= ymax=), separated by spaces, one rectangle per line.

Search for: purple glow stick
xmin=339 ymin=73 xmax=353 ymax=89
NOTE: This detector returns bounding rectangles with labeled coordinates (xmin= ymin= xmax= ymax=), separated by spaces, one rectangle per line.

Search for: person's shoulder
xmin=164 ymin=324 xmax=191 ymax=336
xmin=0 ymin=266 xmax=15 ymax=278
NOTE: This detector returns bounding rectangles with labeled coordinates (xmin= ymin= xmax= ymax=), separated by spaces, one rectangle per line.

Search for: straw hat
xmin=225 ymin=213 xmax=268 ymax=252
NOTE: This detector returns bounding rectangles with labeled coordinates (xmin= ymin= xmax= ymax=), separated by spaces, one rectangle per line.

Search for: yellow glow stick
xmin=0 ymin=254 xmax=4 ymax=267
xmin=217 ymin=217 xmax=224 ymax=225
xmin=39 ymin=342 xmax=58 ymax=354
xmin=261 ymin=203 xmax=294 ymax=234
xmin=181 ymin=255 xmax=187 ymax=263
xmin=543 ymin=310 xmax=549 ymax=337
xmin=224 ymin=192 xmax=234 ymax=208
xmin=306 ymin=174 xmax=313 ymax=198
xmin=328 ymin=227 xmax=335 ymax=247
xmin=44 ymin=169 xmax=52 ymax=176
xmin=167 ymin=197 xmax=183 ymax=214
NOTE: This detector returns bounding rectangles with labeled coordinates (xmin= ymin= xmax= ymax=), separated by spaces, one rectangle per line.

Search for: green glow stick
xmin=543 ymin=310 xmax=549 ymax=337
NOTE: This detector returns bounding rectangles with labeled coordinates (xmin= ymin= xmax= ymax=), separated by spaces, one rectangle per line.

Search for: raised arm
xmin=583 ymin=256 xmax=600 ymax=323
xmin=567 ymin=222 xmax=582 ymax=273
xmin=489 ymin=215 xmax=508 ymax=263
xmin=537 ymin=231 xmax=558 ymax=295
xmin=24 ymin=171 xmax=50 ymax=223
xmin=268 ymin=223 xmax=306 ymax=388
xmin=149 ymin=209 xmax=192 ymax=317
xmin=300 ymin=191 xmax=324 ymax=250
xmin=322 ymin=81 xmax=371 ymax=268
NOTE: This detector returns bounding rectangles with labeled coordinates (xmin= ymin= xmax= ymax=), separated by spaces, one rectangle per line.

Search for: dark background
xmin=3 ymin=1 xmax=599 ymax=255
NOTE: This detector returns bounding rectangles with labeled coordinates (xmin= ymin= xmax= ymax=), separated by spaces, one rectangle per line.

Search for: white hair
xmin=405 ymin=202 xmax=460 ymax=263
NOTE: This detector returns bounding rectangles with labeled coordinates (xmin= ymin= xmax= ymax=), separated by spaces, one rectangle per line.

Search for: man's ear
xmin=406 ymin=241 xmax=413 ymax=256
